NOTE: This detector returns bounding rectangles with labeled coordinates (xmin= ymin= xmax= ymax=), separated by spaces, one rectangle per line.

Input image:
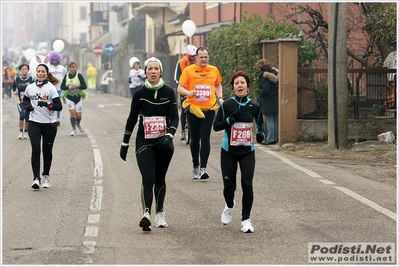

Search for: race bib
xmin=194 ymin=84 xmax=211 ymax=102
xmin=230 ymin=122 xmax=252 ymax=146
xmin=143 ymin=116 xmax=166 ymax=139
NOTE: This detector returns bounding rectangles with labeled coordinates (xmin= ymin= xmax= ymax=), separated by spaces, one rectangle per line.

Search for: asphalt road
xmin=2 ymin=92 xmax=396 ymax=265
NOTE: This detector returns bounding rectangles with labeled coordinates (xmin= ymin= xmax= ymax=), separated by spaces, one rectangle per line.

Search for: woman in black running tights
xmin=23 ymin=55 xmax=63 ymax=190
xmin=213 ymin=70 xmax=265 ymax=233
xmin=120 ymin=57 xmax=179 ymax=232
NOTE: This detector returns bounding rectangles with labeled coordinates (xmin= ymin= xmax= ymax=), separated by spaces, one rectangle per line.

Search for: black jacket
xmin=258 ymin=68 xmax=279 ymax=115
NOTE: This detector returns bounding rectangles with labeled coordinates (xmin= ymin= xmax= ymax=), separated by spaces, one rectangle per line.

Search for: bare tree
xmin=274 ymin=3 xmax=393 ymax=68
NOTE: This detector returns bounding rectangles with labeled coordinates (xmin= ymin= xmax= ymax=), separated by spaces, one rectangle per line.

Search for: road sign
xmin=104 ymin=43 xmax=116 ymax=56
xmin=93 ymin=45 xmax=103 ymax=56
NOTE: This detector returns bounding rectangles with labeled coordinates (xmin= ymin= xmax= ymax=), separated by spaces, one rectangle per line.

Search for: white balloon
xmin=129 ymin=57 xmax=139 ymax=68
xmin=29 ymin=54 xmax=46 ymax=79
xmin=53 ymin=39 xmax=65 ymax=52
xmin=24 ymin=48 xmax=35 ymax=61
xmin=182 ymin=20 xmax=196 ymax=37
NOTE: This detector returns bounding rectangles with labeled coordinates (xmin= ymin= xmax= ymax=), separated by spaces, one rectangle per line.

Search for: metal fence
xmin=297 ymin=68 xmax=397 ymax=120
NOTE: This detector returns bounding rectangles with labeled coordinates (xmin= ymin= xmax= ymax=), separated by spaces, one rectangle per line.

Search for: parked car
xmin=100 ymin=70 xmax=113 ymax=93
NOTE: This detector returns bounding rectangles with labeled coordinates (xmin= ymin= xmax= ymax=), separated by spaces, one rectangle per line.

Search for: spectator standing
xmin=257 ymin=59 xmax=279 ymax=145
xmin=13 ymin=63 xmax=34 ymax=139
xmin=174 ymin=44 xmax=197 ymax=141
xmin=177 ymin=47 xmax=223 ymax=180
xmin=23 ymin=55 xmax=63 ymax=189
xmin=119 ymin=57 xmax=179 ymax=231
xmin=128 ymin=57 xmax=146 ymax=98
xmin=60 ymin=61 xmax=88 ymax=136
xmin=86 ymin=63 xmax=98 ymax=92
xmin=49 ymin=51 xmax=67 ymax=126
xmin=213 ymin=70 xmax=265 ymax=233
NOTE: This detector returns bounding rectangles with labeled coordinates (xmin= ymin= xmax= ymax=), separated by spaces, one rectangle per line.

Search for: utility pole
xmin=328 ymin=3 xmax=348 ymax=148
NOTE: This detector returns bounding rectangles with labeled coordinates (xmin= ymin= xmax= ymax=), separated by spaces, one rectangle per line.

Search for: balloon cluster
xmin=26 ymin=39 xmax=65 ymax=79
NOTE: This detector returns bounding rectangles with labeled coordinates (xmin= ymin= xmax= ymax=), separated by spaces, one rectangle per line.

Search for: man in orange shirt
xmin=177 ymin=47 xmax=223 ymax=180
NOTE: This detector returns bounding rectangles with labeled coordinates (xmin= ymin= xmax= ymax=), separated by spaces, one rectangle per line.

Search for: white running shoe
xmin=192 ymin=167 xmax=200 ymax=179
xmin=200 ymin=167 xmax=209 ymax=179
xmin=241 ymin=219 xmax=254 ymax=233
xmin=23 ymin=132 xmax=28 ymax=139
xmin=77 ymin=125 xmax=84 ymax=132
xmin=42 ymin=175 xmax=50 ymax=188
xmin=180 ymin=131 xmax=186 ymax=141
xmin=31 ymin=178 xmax=40 ymax=189
xmin=18 ymin=132 xmax=23 ymax=139
xmin=139 ymin=210 xmax=151 ymax=231
xmin=155 ymin=212 xmax=168 ymax=228
xmin=70 ymin=130 xmax=76 ymax=136
xmin=221 ymin=200 xmax=235 ymax=225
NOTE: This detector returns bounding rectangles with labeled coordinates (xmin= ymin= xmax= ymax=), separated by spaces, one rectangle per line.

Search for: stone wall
xmin=298 ymin=119 xmax=397 ymax=141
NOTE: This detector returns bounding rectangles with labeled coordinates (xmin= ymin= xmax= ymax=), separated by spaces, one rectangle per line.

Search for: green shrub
xmin=208 ymin=14 xmax=318 ymax=101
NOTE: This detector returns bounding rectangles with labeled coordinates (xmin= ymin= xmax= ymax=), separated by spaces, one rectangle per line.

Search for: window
xmin=80 ymin=6 xmax=87 ymax=20
xmin=80 ymin=33 xmax=87 ymax=44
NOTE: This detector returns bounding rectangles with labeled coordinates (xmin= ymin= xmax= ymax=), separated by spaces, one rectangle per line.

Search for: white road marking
xmin=82 ymin=241 xmax=96 ymax=254
xmin=258 ymin=145 xmax=396 ymax=221
xmin=88 ymin=214 xmax=100 ymax=224
xmin=334 ymin=186 xmax=397 ymax=221
xmin=93 ymin=148 xmax=103 ymax=177
xmin=84 ymin=226 xmax=98 ymax=237
xmin=98 ymin=103 xmax=124 ymax=108
xmin=80 ymin=125 xmax=104 ymax=255
xmin=318 ymin=179 xmax=335 ymax=185
xmin=259 ymin=147 xmax=322 ymax=178
xmin=90 ymin=185 xmax=103 ymax=211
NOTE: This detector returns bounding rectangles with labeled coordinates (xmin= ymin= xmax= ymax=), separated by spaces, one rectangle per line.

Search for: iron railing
xmin=297 ymin=68 xmax=396 ymax=119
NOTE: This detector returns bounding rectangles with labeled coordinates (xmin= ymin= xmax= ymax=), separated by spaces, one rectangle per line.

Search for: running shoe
xmin=70 ymin=130 xmax=76 ymax=136
xmin=42 ymin=175 xmax=50 ymax=188
xmin=18 ymin=132 xmax=23 ymax=139
xmin=241 ymin=219 xmax=254 ymax=233
xmin=31 ymin=178 xmax=40 ymax=190
xmin=155 ymin=212 xmax=168 ymax=228
xmin=192 ymin=166 xmax=200 ymax=179
xmin=77 ymin=124 xmax=84 ymax=132
xmin=221 ymin=200 xmax=235 ymax=225
xmin=200 ymin=167 xmax=209 ymax=179
xmin=139 ymin=210 xmax=151 ymax=231
xmin=180 ymin=131 xmax=186 ymax=141
xmin=23 ymin=132 xmax=28 ymax=139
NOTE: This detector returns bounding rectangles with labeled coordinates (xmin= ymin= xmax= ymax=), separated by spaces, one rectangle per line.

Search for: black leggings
xmin=136 ymin=143 xmax=174 ymax=214
xmin=28 ymin=121 xmax=58 ymax=178
xmin=186 ymin=110 xmax=215 ymax=168
xmin=220 ymin=149 xmax=255 ymax=221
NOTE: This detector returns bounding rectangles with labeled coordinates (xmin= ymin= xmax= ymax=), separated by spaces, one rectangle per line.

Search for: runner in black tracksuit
xmin=213 ymin=70 xmax=265 ymax=233
xmin=120 ymin=57 xmax=179 ymax=232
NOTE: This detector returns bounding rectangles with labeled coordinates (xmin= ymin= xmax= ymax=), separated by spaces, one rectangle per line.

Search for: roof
xmin=166 ymin=21 xmax=234 ymax=37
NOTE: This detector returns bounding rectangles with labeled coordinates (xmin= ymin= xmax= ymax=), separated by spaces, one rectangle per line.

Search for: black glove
xmin=159 ymin=135 xmax=174 ymax=151
xmin=37 ymin=101 xmax=49 ymax=107
xmin=256 ymin=132 xmax=265 ymax=144
xmin=229 ymin=109 xmax=241 ymax=123
xmin=25 ymin=104 xmax=34 ymax=111
xmin=120 ymin=144 xmax=129 ymax=161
